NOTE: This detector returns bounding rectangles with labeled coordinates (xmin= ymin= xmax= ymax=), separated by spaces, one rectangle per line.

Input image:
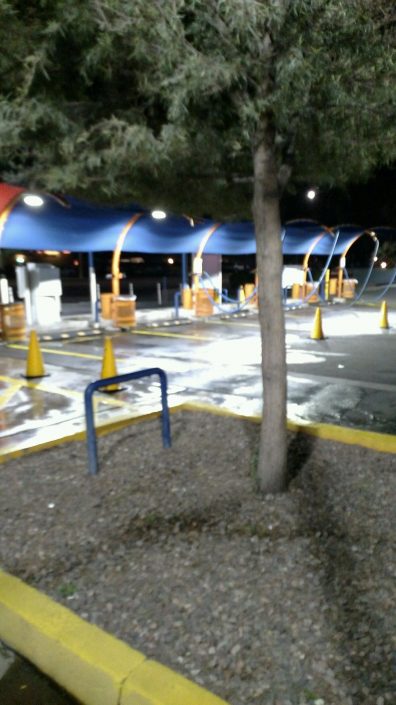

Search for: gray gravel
xmin=0 ymin=411 xmax=395 ymax=705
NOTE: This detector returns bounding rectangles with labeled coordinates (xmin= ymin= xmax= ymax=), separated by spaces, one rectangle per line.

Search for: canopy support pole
xmin=112 ymin=213 xmax=143 ymax=297
xmin=181 ymin=253 xmax=188 ymax=288
xmin=193 ymin=223 xmax=221 ymax=292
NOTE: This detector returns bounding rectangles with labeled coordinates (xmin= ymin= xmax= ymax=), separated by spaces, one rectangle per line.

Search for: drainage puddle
xmin=0 ymin=641 xmax=80 ymax=704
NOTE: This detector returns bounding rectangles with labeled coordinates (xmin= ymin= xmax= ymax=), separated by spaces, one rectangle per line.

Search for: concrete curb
xmin=1 ymin=401 xmax=395 ymax=464
xmin=182 ymin=401 xmax=396 ymax=454
xmin=0 ymin=570 xmax=229 ymax=705
xmin=0 ymin=408 xmax=176 ymax=464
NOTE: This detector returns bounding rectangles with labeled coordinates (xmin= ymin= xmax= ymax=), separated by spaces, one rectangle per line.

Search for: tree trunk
xmin=252 ymin=124 xmax=287 ymax=493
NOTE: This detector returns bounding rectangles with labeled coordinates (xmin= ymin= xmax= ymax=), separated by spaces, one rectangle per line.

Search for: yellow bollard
xmin=238 ymin=285 xmax=245 ymax=304
xmin=25 ymin=330 xmax=46 ymax=378
xmin=310 ymin=307 xmax=325 ymax=340
xmin=100 ymin=337 xmax=120 ymax=392
xmin=324 ymin=269 xmax=330 ymax=301
xmin=380 ymin=300 xmax=389 ymax=329
xmin=182 ymin=285 xmax=193 ymax=309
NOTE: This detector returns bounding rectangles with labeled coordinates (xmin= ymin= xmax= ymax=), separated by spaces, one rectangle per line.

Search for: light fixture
xmin=15 ymin=253 xmax=26 ymax=264
xmin=167 ymin=257 xmax=174 ymax=265
xmin=380 ymin=261 xmax=387 ymax=269
xmin=151 ymin=209 xmax=166 ymax=220
xmin=306 ymin=189 xmax=316 ymax=200
xmin=23 ymin=194 xmax=44 ymax=207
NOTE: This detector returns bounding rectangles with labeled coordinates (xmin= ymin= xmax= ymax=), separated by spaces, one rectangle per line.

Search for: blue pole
xmin=174 ymin=291 xmax=180 ymax=319
xmin=181 ymin=253 xmax=188 ymax=287
xmin=84 ymin=367 xmax=171 ymax=475
xmin=84 ymin=383 xmax=98 ymax=475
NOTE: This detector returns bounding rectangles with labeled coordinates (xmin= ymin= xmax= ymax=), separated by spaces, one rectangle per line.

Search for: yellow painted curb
xmin=182 ymin=402 xmax=396 ymax=454
xmin=122 ymin=659 xmax=227 ymax=705
xmin=286 ymin=418 xmax=396 ymax=454
xmin=0 ymin=407 xmax=182 ymax=464
xmin=0 ymin=570 xmax=229 ymax=705
xmin=1 ymin=399 xmax=395 ymax=463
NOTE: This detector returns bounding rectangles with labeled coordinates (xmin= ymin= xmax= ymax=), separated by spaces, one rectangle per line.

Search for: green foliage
xmin=57 ymin=581 xmax=77 ymax=598
xmin=0 ymin=0 xmax=395 ymax=215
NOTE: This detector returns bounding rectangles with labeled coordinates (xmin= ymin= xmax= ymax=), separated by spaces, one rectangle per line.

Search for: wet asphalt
xmin=1 ymin=298 xmax=396 ymax=459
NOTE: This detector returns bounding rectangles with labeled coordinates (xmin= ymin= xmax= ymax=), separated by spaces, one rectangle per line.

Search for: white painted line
xmin=288 ymin=371 xmax=396 ymax=393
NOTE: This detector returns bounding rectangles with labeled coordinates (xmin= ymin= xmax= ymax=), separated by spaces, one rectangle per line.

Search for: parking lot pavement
xmin=1 ymin=303 xmax=396 ymax=458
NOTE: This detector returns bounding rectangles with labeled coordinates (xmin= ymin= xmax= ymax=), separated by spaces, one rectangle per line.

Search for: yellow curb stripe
xmin=286 ymin=418 xmax=396 ymax=453
xmin=205 ymin=318 xmax=259 ymax=328
xmin=181 ymin=402 xmax=396 ymax=454
xmin=0 ymin=375 xmax=129 ymax=409
xmin=7 ymin=343 xmax=103 ymax=360
xmin=1 ymin=399 xmax=394 ymax=464
xmin=0 ymin=408 xmax=183 ymax=464
xmin=131 ymin=329 xmax=211 ymax=341
xmin=0 ymin=380 xmax=24 ymax=409
xmin=0 ymin=570 xmax=228 ymax=705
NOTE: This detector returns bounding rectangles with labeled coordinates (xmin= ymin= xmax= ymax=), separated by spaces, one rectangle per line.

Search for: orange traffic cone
xmin=100 ymin=337 xmax=120 ymax=392
xmin=25 ymin=330 xmax=46 ymax=378
xmin=310 ymin=307 xmax=325 ymax=340
xmin=380 ymin=300 xmax=389 ymax=329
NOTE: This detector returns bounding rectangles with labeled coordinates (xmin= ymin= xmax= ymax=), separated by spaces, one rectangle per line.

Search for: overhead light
xmin=306 ymin=189 xmax=316 ymax=200
xmin=167 ymin=257 xmax=174 ymax=265
xmin=15 ymin=253 xmax=26 ymax=264
xmin=23 ymin=194 xmax=44 ymax=207
xmin=380 ymin=261 xmax=387 ymax=269
xmin=151 ymin=209 xmax=166 ymax=220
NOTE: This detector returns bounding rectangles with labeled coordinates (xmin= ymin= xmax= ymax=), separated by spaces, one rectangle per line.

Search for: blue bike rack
xmin=84 ymin=367 xmax=171 ymax=475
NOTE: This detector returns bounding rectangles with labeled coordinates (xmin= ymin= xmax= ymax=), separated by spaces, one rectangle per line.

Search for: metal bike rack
xmin=84 ymin=367 xmax=171 ymax=475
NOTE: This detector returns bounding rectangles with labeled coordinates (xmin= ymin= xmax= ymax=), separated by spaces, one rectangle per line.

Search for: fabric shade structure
xmin=0 ymin=183 xmax=393 ymax=259
xmin=0 ymin=183 xmax=25 ymax=212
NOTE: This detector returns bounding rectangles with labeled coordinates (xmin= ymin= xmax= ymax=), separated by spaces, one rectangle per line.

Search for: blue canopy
xmin=0 ymin=185 xmax=392 ymax=258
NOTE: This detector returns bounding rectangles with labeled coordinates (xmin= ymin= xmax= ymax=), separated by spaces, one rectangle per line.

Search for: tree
xmin=1 ymin=0 xmax=396 ymax=491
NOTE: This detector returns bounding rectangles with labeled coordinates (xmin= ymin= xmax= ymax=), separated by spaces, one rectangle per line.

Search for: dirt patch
xmin=0 ymin=410 xmax=395 ymax=705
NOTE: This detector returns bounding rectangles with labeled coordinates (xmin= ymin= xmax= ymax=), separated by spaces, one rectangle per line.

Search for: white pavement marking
xmin=288 ymin=371 xmax=396 ymax=393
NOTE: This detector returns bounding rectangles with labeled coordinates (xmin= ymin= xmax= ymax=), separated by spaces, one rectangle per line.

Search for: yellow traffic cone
xmin=101 ymin=337 xmax=120 ymax=392
xmin=380 ymin=300 xmax=389 ymax=329
xmin=25 ymin=330 xmax=46 ymax=378
xmin=310 ymin=307 xmax=325 ymax=340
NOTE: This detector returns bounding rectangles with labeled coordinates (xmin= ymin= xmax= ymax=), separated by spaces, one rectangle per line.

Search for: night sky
xmin=282 ymin=166 xmax=396 ymax=229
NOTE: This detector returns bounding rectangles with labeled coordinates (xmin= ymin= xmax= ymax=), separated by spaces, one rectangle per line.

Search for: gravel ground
xmin=0 ymin=410 xmax=395 ymax=705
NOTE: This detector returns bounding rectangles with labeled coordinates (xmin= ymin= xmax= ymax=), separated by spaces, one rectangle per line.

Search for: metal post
xmin=157 ymin=282 xmax=162 ymax=305
xmin=158 ymin=368 xmax=171 ymax=448
xmin=84 ymin=367 xmax=171 ymax=475
xmin=174 ymin=291 xmax=180 ymax=319
xmin=88 ymin=252 xmax=98 ymax=323
xmin=181 ymin=253 xmax=187 ymax=288
xmin=84 ymin=384 xmax=99 ymax=475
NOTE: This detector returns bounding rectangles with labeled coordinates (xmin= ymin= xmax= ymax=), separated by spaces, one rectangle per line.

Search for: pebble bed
xmin=0 ymin=410 xmax=395 ymax=705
